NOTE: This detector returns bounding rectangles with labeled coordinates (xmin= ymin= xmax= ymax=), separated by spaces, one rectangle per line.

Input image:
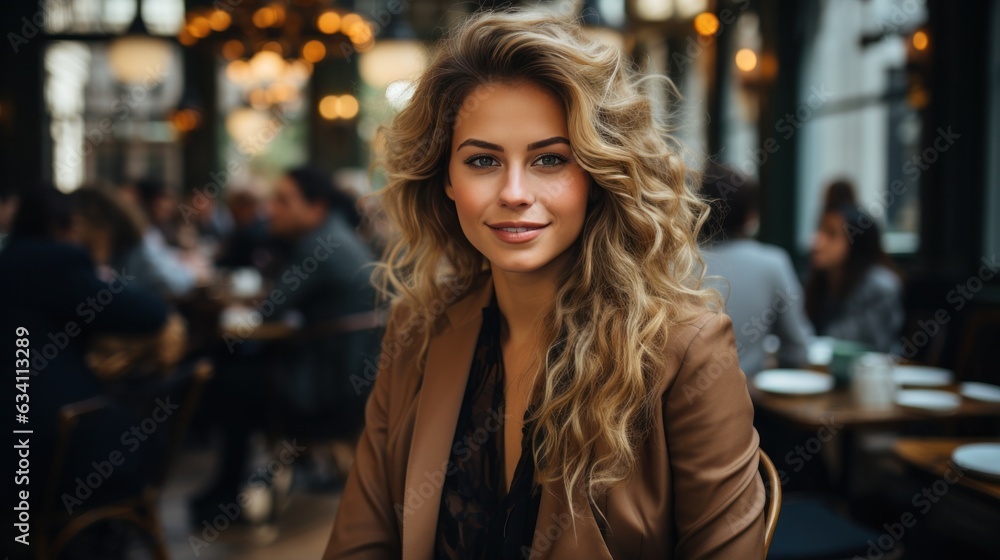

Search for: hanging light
xmin=107 ymin=0 xmax=172 ymax=84
xmin=248 ymin=50 xmax=286 ymax=83
xmin=359 ymin=41 xmax=426 ymax=88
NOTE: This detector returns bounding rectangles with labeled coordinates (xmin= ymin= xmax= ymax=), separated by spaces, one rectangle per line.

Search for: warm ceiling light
xmin=347 ymin=20 xmax=373 ymax=44
xmin=253 ymin=7 xmax=278 ymax=28
xmin=319 ymin=95 xmax=339 ymax=120
xmin=209 ymin=9 xmax=231 ymax=32
xmin=693 ymin=12 xmax=719 ymax=36
xmin=301 ymin=40 xmax=326 ymax=63
xmin=317 ymin=11 xmax=341 ymax=34
xmin=188 ymin=16 xmax=211 ymax=38
xmin=221 ymin=39 xmax=244 ymax=60
xmin=336 ymin=94 xmax=359 ymax=118
xmin=225 ymin=59 xmax=251 ymax=85
xmin=359 ymin=40 xmax=428 ymax=88
xmin=269 ymin=3 xmax=286 ymax=25
xmin=178 ymin=27 xmax=196 ymax=46
xmin=171 ymin=108 xmax=201 ymax=132
xmin=249 ymin=50 xmax=286 ymax=83
xmin=261 ymin=41 xmax=283 ymax=54
xmin=912 ymin=30 xmax=929 ymax=51
xmin=735 ymin=48 xmax=757 ymax=72
xmin=318 ymin=94 xmax=360 ymax=120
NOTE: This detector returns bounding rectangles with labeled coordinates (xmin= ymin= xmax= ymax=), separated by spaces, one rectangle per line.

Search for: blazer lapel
xmin=402 ymin=274 xmax=495 ymax=560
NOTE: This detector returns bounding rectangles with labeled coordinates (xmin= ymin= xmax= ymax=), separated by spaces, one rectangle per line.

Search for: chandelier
xmin=177 ymin=0 xmax=374 ymax=111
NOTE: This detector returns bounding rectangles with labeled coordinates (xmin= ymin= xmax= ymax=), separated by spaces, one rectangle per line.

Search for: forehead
xmin=451 ymin=81 xmax=569 ymax=148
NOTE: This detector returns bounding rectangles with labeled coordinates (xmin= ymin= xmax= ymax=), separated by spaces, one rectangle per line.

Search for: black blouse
xmin=433 ymin=290 xmax=543 ymax=560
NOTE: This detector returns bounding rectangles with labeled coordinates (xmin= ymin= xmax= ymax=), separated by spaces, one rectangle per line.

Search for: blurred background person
xmin=120 ymin=178 xmax=205 ymax=298
xmin=215 ymin=182 xmax=286 ymax=274
xmin=191 ymin=165 xmax=380 ymax=523
xmin=805 ymin=203 xmax=905 ymax=354
xmin=822 ymin=178 xmax=859 ymax=212
xmin=70 ymin=185 xmax=146 ymax=280
xmin=0 ymin=184 xmax=183 ymax=557
xmin=701 ymin=163 xmax=814 ymax=374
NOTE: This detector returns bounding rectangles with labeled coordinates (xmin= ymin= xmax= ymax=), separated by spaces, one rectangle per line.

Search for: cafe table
xmin=892 ymin=437 xmax=1000 ymax=503
xmin=748 ymin=382 xmax=1000 ymax=431
xmin=748 ymin=374 xmax=1000 ymax=491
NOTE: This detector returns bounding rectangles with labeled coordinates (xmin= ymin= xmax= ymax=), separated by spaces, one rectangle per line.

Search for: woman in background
xmin=805 ymin=203 xmax=904 ymax=354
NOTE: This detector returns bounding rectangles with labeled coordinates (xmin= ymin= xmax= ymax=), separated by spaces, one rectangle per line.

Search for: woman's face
xmin=446 ymin=81 xmax=591 ymax=275
xmin=811 ymin=211 xmax=850 ymax=270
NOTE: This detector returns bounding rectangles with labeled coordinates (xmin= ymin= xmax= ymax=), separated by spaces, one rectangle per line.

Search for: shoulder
xmin=858 ymin=264 xmax=903 ymax=296
xmin=2 ymin=238 xmax=92 ymax=270
xmin=660 ymin=309 xmax=749 ymax=411
xmin=661 ymin=310 xmax=740 ymax=389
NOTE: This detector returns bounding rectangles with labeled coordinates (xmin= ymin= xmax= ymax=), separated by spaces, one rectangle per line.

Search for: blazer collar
xmin=401 ymin=271 xmax=612 ymax=560
xmin=402 ymin=272 xmax=494 ymax=560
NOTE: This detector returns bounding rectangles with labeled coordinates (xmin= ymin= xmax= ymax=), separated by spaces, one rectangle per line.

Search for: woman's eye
xmin=536 ymin=154 xmax=568 ymax=167
xmin=465 ymin=155 xmax=498 ymax=169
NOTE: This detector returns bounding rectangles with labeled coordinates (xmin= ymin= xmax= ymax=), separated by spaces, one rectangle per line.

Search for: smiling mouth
xmin=491 ymin=226 xmax=540 ymax=233
xmin=487 ymin=222 xmax=549 ymax=232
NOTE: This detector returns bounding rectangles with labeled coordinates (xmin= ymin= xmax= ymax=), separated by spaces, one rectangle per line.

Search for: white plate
xmin=959 ymin=382 xmax=1000 ymax=403
xmin=894 ymin=389 xmax=961 ymax=411
xmin=952 ymin=443 xmax=1000 ymax=482
xmin=753 ymin=369 xmax=835 ymax=395
xmin=893 ymin=366 xmax=954 ymax=387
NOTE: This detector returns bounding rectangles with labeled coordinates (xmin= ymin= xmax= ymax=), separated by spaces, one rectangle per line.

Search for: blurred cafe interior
xmin=0 ymin=0 xmax=998 ymax=558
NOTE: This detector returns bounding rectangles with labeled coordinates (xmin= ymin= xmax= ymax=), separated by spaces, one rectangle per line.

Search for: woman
xmin=805 ymin=203 xmax=904 ymax=354
xmin=323 ymin=8 xmax=765 ymax=560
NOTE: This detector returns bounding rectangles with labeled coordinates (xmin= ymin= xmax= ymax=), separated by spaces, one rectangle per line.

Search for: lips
xmin=487 ymin=221 xmax=548 ymax=231
xmin=486 ymin=221 xmax=549 ymax=243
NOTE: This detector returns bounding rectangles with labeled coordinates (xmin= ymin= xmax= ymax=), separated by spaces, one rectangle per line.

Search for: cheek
xmin=545 ymin=171 xmax=590 ymax=225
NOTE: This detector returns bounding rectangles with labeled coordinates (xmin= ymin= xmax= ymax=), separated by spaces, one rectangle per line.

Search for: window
xmin=794 ymin=0 xmax=928 ymax=254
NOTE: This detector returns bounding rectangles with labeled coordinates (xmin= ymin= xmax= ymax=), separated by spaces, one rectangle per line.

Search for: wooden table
xmin=893 ymin=438 xmax=1000 ymax=502
xmin=749 ymin=383 xmax=1000 ymax=430
xmin=750 ymin=380 xmax=1000 ymax=492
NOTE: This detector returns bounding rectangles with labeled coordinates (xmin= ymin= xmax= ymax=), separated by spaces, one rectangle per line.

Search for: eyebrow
xmin=455 ymin=136 xmax=570 ymax=152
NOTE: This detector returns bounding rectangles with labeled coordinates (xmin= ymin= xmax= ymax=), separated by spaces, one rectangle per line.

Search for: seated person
xmin=192 ymin=166 xmax=381 ymax=521
xmin=805 ymin=204 xmax=904 ymax=354
xmin=700 ymin=163 xmax=814 ymax=374
xmin=0 ymin=185 xmax=180 ymax=545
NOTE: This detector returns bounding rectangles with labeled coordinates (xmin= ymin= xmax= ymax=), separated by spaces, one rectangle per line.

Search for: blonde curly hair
xmin=365 ymin=6 xmax=722 ymax=534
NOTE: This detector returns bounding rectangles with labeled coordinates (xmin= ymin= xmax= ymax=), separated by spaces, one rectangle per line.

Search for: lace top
xmin=433 ymin=290 xmax=542 ymax=560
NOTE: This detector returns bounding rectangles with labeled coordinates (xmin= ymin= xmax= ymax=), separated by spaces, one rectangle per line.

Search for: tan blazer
xmin=322 ymin=272 xmax=766 ymax=560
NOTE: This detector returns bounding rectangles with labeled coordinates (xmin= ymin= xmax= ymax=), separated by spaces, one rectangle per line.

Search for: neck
xmin=490 ymin=253 xmax=567 ymax=346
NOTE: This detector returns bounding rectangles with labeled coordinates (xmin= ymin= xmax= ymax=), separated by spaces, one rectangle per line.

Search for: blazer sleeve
xmin=321 ymin=304 xmax=407 ymax=559
xmin=664 ymin=312 xmax=766 ymax=559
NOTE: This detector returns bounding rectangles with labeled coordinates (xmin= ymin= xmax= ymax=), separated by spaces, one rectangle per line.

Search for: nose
xmin=497 ymin=167 xmax=534 ymax=208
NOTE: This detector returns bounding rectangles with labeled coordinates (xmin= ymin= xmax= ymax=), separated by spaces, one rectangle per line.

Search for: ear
xmin=444 ymin=173 xmax=455 ymax=201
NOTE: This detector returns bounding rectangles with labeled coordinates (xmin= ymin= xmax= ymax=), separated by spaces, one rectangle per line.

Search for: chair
xmin=766 ymin=494 xmax=905 ymax=560
xmin=36 ymin=359 xmax=213 ymax=560
xmin=759 ymin=448 xmax=782 ymax=556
